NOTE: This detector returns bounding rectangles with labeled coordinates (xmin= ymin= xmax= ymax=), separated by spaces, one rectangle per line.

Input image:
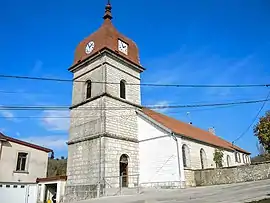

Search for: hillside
xmin=47 ymin=157 xmax=67 ymax=177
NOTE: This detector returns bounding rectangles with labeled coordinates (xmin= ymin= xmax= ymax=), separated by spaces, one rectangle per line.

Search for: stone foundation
xmin=184 ymin=169 xmax=196 ymax=187
xmin=64 ymin=184 xmax=104 ymax=203
xmin=140 ymin=181 xmax=184 ymax=189
xmin=194 ymin=161 xmax=270 ymax=186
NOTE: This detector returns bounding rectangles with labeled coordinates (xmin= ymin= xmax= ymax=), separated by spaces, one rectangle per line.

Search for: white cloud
xmin=41 ymin=110 xmax=70 ymax=131
xmin=22 ymin=135 xmax=67 ymax=151
xmin=152 ymin=101 xmax=170 ymax=114
xmin=0 ymin=110 xmax=19 ymax=122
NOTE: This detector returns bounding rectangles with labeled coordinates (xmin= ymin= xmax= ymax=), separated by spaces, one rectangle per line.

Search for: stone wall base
xmin=64 ymin=184 xmax=104 ymax=203
xmin=140 ymin=181 xmax=185 ymax=189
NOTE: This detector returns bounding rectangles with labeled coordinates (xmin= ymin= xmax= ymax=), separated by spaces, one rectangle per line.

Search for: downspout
xmin=0 ymin=141 xmax=2 ymax=160
xmin=171 ymin=132 xmax=183 ymax=188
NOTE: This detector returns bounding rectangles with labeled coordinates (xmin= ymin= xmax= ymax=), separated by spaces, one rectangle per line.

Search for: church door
xmin=119 ymin=154 xmax=129 ymax=187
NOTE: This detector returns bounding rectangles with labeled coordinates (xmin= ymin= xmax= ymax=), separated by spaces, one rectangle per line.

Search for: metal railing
xmin=102 ymin=174 xmax=140 ymax=197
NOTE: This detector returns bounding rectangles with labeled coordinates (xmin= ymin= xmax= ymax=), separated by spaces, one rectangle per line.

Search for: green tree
xmin=213 ymin=149 xmax=224 ymax=168
xmin=253 ymin=111 xmax=270 ymax=153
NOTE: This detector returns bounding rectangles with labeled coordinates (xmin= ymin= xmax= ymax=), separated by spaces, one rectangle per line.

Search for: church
xmin=65 ymin=2 xmax=251 ymax=202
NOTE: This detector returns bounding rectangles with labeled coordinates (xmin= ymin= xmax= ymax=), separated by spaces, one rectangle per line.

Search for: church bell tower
xmin=65 ymin=2 xmax=145 ymax=201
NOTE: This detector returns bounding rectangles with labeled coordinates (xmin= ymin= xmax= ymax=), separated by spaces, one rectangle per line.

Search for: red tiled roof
xmin=36 ymin=176 xmax=67 ymax=183
xmin=142 ymin=108 xmax=250 ymax=154
xmin=72 ymin=3 xmax=140 ymax=67
xmin=0 ymin=132 xmax=53 ymax=153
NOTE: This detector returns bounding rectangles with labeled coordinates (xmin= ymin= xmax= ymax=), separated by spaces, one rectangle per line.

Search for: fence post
xmin=119 ymin=175 xmax=122 ymax=195
xmin=96 ymin=182 xmax=100 ymax=198
xmin=137 ymin=174 xmax=140 ymax=194
xmin=103 ymin=178 xmax=106 ymax=197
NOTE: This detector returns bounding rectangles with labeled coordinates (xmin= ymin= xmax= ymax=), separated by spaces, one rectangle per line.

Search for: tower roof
xmin=73 ymin=2 xmax=140 ymax=67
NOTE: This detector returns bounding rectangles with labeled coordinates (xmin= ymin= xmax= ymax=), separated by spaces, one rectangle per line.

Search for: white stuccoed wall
xmin=181 ymin=138 xmax=250 ymax=169
xmin=138 ymin=115 xmax=183 ymax=188
xmin=137 ymin=113 xmax=251 ymax=188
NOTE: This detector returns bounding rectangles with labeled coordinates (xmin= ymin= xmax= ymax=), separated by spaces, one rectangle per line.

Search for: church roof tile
xmin=72 ymin=2 xmax=140 ymax=67
xmin=142 ymin=108 xmax=250 ymax=154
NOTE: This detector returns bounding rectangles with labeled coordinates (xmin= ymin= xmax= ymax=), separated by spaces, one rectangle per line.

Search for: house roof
xmin=141 ymin=108 xmax=250 ymax=154
xmin=36 ymin=176 xmax=67 ymax=183
xmin=0 ymin=132 xmax=53 ymax=153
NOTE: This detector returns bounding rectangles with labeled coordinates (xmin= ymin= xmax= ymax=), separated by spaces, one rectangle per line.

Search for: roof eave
xmin=69 ymin=47 xmax=145 ymax=73
xmin=136 ymin=110 xmax=173 ymax=135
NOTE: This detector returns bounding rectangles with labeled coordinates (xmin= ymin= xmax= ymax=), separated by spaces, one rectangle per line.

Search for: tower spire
xmin=103 ymin=0 xmax=112 ymax=20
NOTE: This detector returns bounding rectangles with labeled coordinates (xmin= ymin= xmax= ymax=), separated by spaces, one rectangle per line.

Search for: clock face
xmin=118 ymin=39 xmax=128 ymax=55
xmin=85 ymin=41 xmax=95 ymax=54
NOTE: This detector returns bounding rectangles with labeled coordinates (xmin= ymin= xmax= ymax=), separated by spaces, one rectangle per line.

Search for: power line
xmin=0 ymin=98 xmax=269 ymax=111
xmin=232 ymin=91 xmax=270 ymax=143
xmin=0 ymin=105 xmax=239 ymax=120
xmin=0 ymin=74 xmax=269 ymax=88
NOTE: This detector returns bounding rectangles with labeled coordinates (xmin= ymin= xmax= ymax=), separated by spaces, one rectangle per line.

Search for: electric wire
xmin=232 ymin=91 xmax=270 ymax=143
xmin=0 ymin=98 xmax=269 ymax=111
xmin=0 ymin=74 xmax=269 ymax=88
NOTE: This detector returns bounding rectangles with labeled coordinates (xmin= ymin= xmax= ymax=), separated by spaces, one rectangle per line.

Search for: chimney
xmin=208 ymin=127 xmax=215 ymax=135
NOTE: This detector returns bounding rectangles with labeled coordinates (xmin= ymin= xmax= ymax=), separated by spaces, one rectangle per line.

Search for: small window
xmin=21 ymin=185 xmax=25 ymax=188
xmin=234 ymin=152 xmax=238 ymax=162
xmin=238 ymin=153 xmax=241 ymax=163
xmin=0 ymin=185 xmax=2 ymax=187
xmin=13 ymin=185 xmax=17 ymax=188
xmin=120 ymin=80 xmax=126 ymax=99
xmin=6 ymin=185 xmax=10 ymax=188
xmin=182 ymin=144 xmax=190 ymax=168
xmin=86 ymin=80 xmax=92 ymax=99
xmin=16 ymin=152 xmax=28 ymax=171
xmin=200 ymin=148 xmax=207 ymax=169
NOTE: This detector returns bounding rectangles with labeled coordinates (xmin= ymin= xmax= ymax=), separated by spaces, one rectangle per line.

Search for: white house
xmin=0 ymin=132 xmax=52 ymax=203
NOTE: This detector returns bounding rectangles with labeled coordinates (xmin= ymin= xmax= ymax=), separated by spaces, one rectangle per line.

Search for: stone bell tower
xmin=65 ymin=2 xmax=145 ymax=202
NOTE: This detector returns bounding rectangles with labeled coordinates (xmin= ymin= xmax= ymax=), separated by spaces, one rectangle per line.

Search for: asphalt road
xmin=77 ymin=179 xmax=270 ymax=203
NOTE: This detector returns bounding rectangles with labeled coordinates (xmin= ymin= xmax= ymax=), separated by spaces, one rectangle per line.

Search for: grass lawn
xmin=248 ymin=199 xmax=270 ymax=203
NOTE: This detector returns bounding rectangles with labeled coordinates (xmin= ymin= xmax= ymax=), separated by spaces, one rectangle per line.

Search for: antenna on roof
xmin=187 ymin=112 xmax=192 ymax=125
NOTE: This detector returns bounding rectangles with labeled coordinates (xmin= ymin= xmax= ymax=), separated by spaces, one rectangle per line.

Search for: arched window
xmin=238 ymin=153 xmax=241 ymax=163
xmin=234 ymin=152 xmax=238 ymax=162
xmin=120 ymin=80 xmax=126 ymax=99
xmin=242 ymin=154 xmax=245 ymax=163
xmin=120 ymin=154 xmax=129 ymax=187
xmin=182 ymin=144 xmax=190 ymax=168
xmin=200 ymin=148 xmax=207 ymax=169
xmin=86 ymin=80 xmax=92 ymax=99
xmin=227 ymin=155 xmax=231 ymax=167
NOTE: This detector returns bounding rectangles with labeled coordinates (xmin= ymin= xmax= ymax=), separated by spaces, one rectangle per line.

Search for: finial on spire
xmin=103 ymin=0 xmax=112 ymax=20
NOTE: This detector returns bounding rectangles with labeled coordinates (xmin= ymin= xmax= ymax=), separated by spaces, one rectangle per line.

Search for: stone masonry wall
xmin=194 ymin=162 xmax=270 ymax=186
xmin=105 ymin=57 xmax=141 ymax=105
xmin=66 ymin=137 xmax=104 ymax=185
xmin=105 ymin=96 xmax=138 ymax=139
xmin=184 ymin=169 xmax=196 ymax=187
xmin=104 ymin=137 xmax=139 ymax=188
xmin=72 ymin=58 xmax=105 ymax=106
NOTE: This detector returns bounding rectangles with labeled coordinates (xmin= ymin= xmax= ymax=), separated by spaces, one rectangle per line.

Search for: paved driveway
xmin=77 ymin=179 xmax=270 ymax=203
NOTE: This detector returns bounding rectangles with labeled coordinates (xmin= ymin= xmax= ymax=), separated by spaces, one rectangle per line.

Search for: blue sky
xmin=0 ymin=0 xmax=269 ymax=157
